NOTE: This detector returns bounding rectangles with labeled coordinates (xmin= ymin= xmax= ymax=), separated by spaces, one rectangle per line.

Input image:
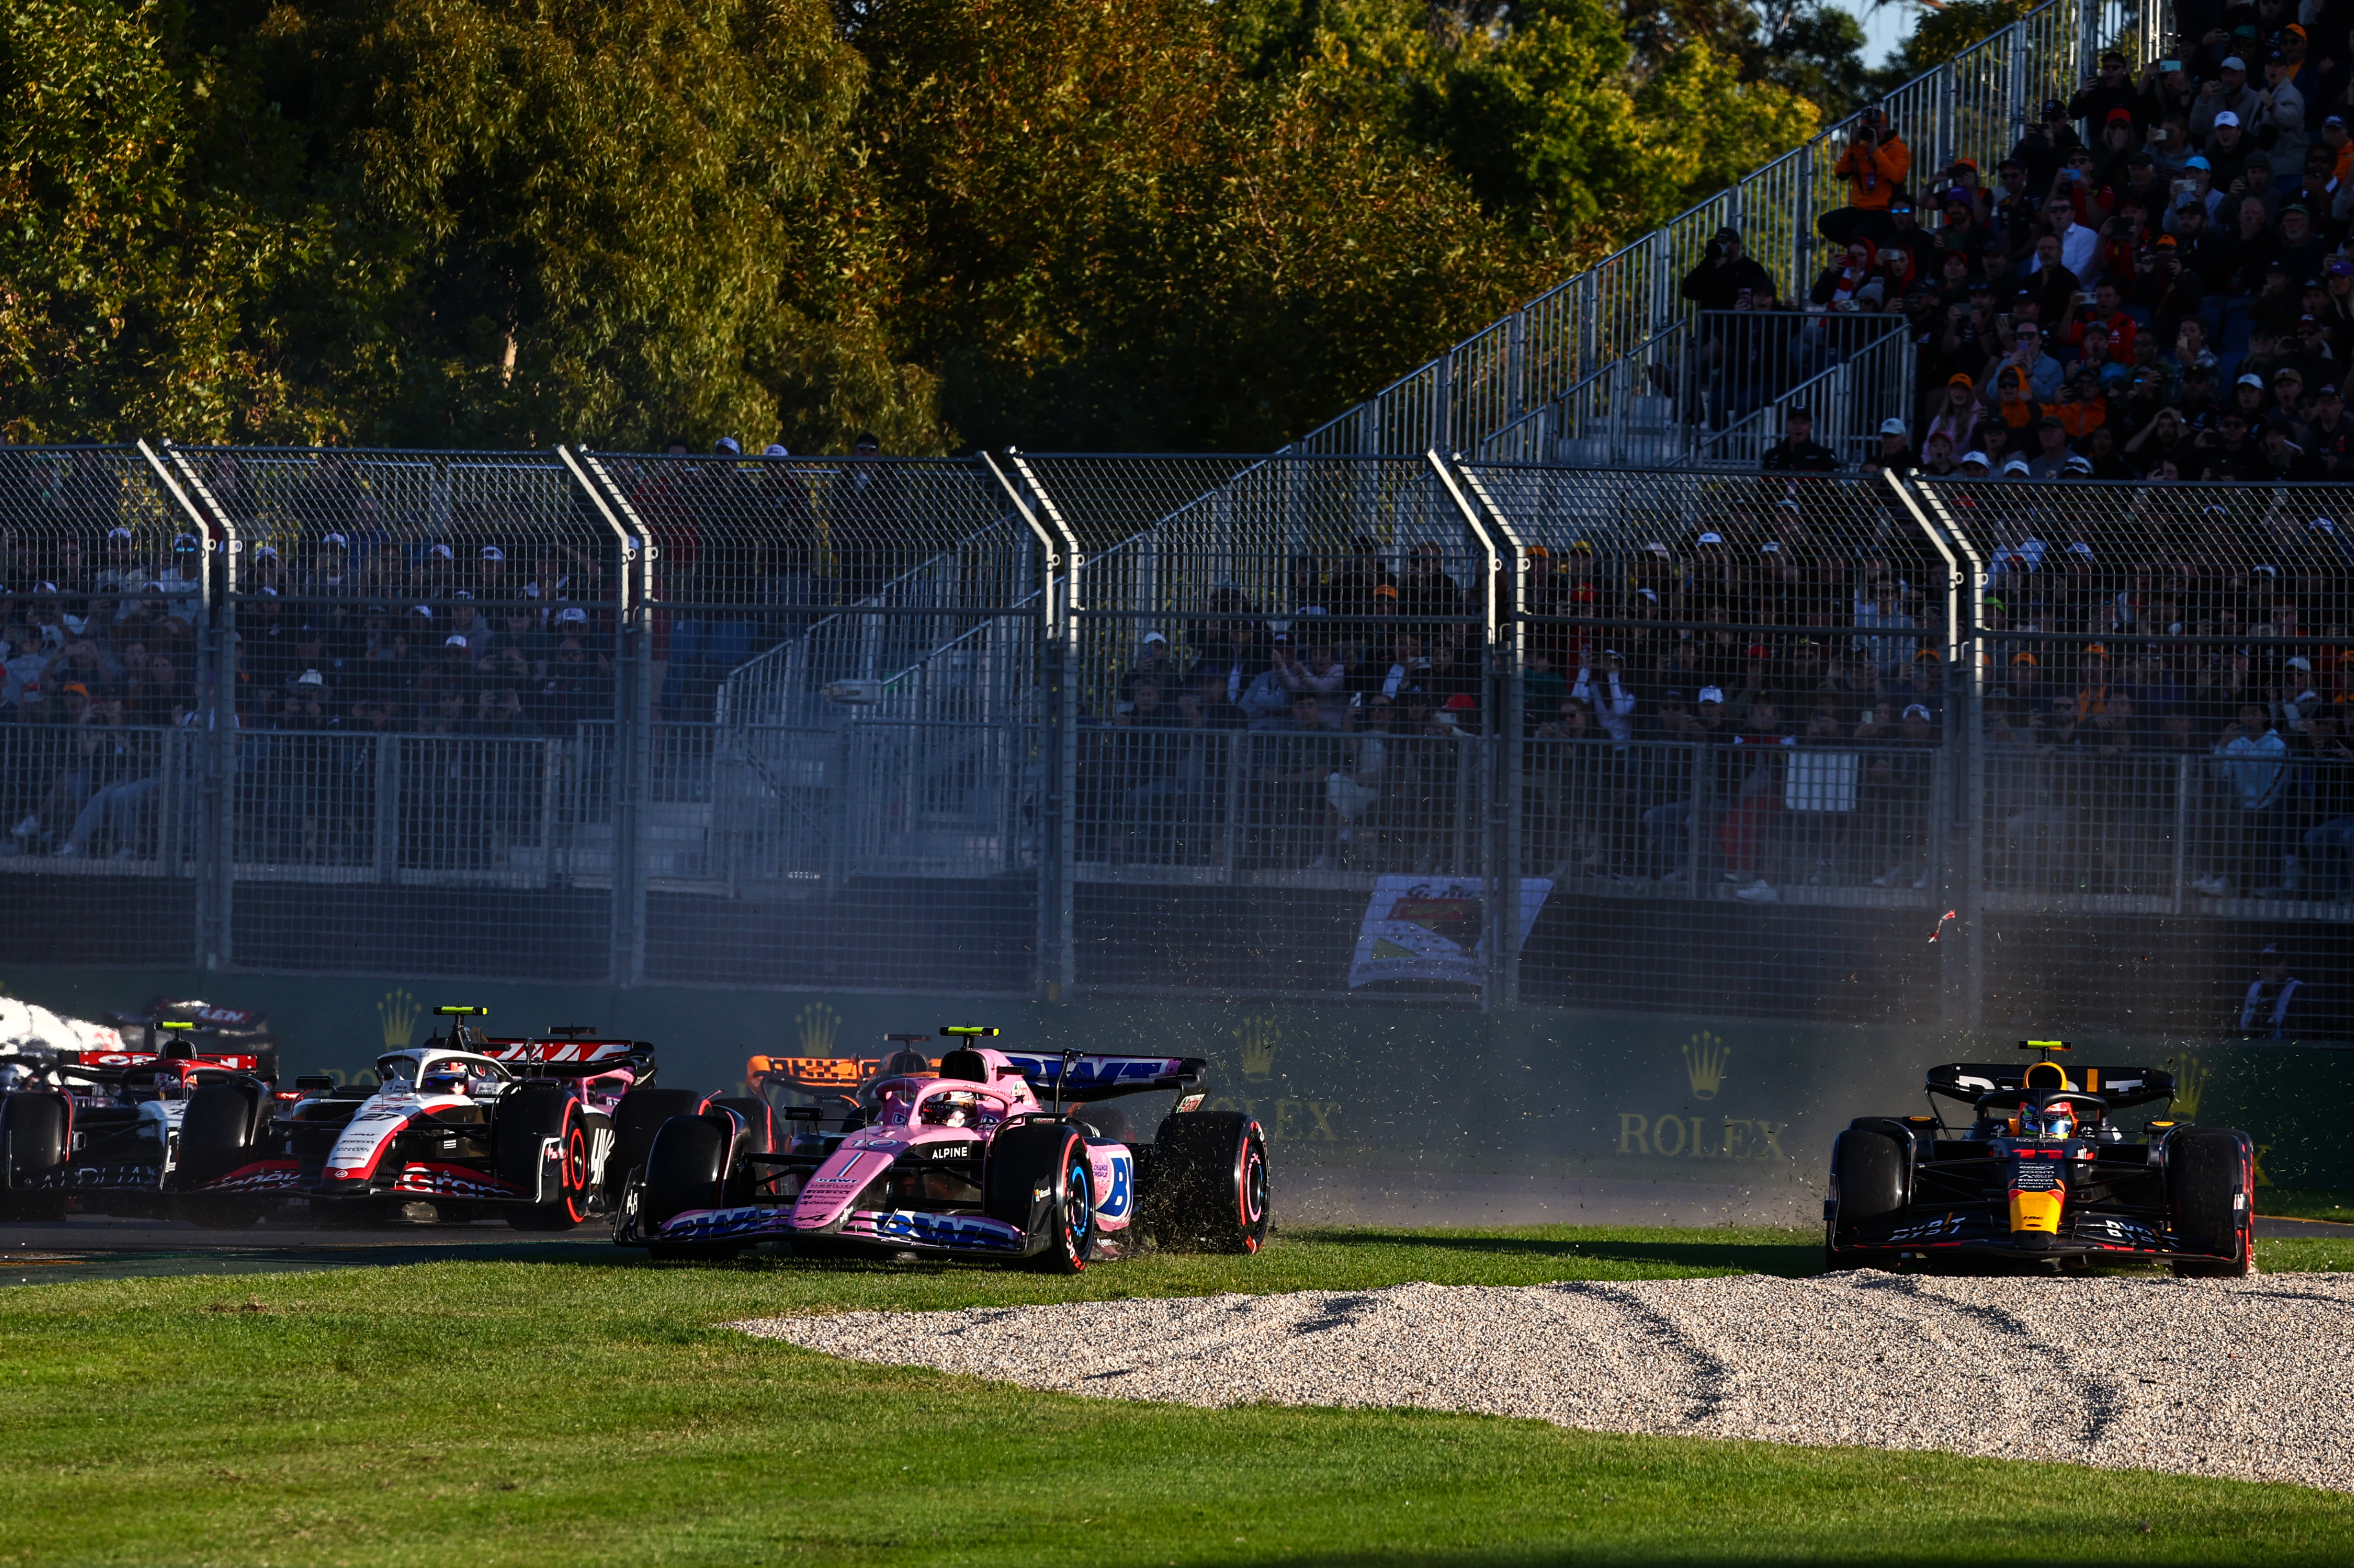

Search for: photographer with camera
xmin=1679 ymin=226 xmax=1774 ymax=312
xmin=2069 ymin=50 xmax=2144 ymax=139
xmin=1819 ymin=104 xmax=1912 ymax=247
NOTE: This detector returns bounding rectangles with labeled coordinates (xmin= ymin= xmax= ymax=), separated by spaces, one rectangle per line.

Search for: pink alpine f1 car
xmin=614 ymin=1026 xmax=1270 ymax=1270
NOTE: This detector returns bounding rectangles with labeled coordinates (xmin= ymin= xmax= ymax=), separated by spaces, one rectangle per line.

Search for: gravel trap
xmin=737 ymin=1273 xmax=2354 ymax=1491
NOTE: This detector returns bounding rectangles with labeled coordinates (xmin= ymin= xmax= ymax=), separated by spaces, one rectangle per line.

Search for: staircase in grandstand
xmin=1285 ymin=0 xmax=2168 ymax=470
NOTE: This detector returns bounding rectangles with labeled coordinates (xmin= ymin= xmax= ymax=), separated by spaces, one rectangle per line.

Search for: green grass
xmin=2256 ymin=1188 xmax=2354 ymax=1224
xmin=5 ymin=1227 xmax=2353 ymax=1565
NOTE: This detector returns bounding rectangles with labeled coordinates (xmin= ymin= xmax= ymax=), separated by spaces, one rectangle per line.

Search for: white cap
xmin=251 ymin=545 xmax=277 ymax=558
xmin=2002 ymin=457 xmax=2031 ymax=474
xmin=430 ymin=543 xmax=454 ymax=559
xmin=1960 ymin=450 xmax=1991 ymax=467
xmin=557 ymin=606 xmax=588 ymax=624
xmin=1141 ymin=631 xmax=1168 ymax=645
xmin=2313 ymin=516 xmax=2337 ymax=532
xmin=763 ymin=443 xmax=790 ymax=458
xmin=106 ymin=527 xmax=132 ymax=541
xmin=321 ymin=532 xmax=349 ymax=547
xmin=1696 ymin=531 xmax=1725 ymax=545
xmin=1697 ymin=686 xmax=1726 ymax=704
xmin=2239 ymin=372 xmax=2266 ymax=388
xmin=296 ymin=669 xmax=324 ymax=687
xmin=1879 ymin=417 xmax=1909 ymax=436
xmin=2064 ymin=456 xmax=2093 ymax=474
xmin=481 ymin=545 xmax=505 ymax=561
xmin=1903 ymin=703 xmax=1932 ymax=720
xmin=409 ymin=604 xmax=432 ymax=618
xmin=1761 ymin=541 xmax=1781 ymax=552
xmin=2220 ymin=57 xmax=2247 ymax=73
xmin=2215 ymin=109 xmax=2242 ymax=128
xmin=1644 ymin=541 xmax=1669 ymax=555
xmin=2288 ymin=656 xmax=2313 ymax=670
xmin=445 ymin=634 xmax=469 ymax=648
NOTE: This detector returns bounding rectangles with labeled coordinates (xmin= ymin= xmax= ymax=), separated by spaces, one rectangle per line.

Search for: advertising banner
xmin=1347 ymin=877 xmax=1553 ymax=988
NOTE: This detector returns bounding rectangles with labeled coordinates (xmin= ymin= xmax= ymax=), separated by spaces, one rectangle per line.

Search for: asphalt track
xmin=7 ymin=1170 xmax=2350 ymax=1286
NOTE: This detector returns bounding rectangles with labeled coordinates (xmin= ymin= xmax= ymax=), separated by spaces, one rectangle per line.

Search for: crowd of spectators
xmin=1681 ymin=13 xmax=2354 ymax=481
xmin=1081 ymin=501 xmax=2354 ymax=905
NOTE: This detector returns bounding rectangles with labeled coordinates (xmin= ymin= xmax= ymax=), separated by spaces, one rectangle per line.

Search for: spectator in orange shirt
xmin=1821 ymin=106 xmax=1912 ymax=246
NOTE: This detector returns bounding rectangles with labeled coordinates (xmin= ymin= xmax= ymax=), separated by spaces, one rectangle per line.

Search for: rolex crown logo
xmin=378 ymin=988 xmax=421 ymax=1051
xmin=1683 ymin=1032 xmax=1730 ymax=1101
xmin=1237 ymin=1015 xmax=1279 ymax=1082
xmin=796 ymin=1003 xmax=841 ymax=1059
xmin=2169 ymin=1053 xmax=2207 ymax=1121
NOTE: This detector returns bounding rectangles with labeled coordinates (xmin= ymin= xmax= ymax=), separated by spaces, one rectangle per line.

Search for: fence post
xmin=1002 ymin=453 xmax=1083 ymax=999
xmin=982 ymin=451 xmax=1070 ymax=999
xmin=1429 ymin=452 xmax=1517 ymax=1011
xmin=558 ymin=447 xmax=652 ymax=986
xmin=1900 ymin=473 xmax=1987 ymax=1034
xmin=147 ymin=442 xmax=235 ymax=971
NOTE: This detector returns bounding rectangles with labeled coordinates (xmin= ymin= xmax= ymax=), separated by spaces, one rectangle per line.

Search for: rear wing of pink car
xmin=994 ymin=1052 xmax=1206 ymax=1101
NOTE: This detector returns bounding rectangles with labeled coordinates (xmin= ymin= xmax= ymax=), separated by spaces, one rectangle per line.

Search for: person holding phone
xmin=2069 ymin=49 xmax=2142 ymax=139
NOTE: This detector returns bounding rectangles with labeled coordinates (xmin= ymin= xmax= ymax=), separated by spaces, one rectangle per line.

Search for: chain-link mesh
xmin=1011 ymin=455 xmax=1504 ymax=1002
xmin=12 ymin=442 xmax=2354 ymax=1044
xmin=0 ymin=445 xmax=215 ymax=967
xmin=577 ymin=452 xmax=1048 ymax=995
xmin=158 ymin=445 xmax=618 ymax=980
xmin=1457 ymin=461 xmax=1956 ymax=1020
xmin=1913 ymin=474 xmax=2354 ymax=1038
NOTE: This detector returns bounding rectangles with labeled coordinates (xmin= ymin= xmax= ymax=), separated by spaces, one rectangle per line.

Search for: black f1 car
xmin=1827 ymin=1042 xmax=2255 ymax=1276
xmin=0 ymin=1021 xmax=285 ymax=1224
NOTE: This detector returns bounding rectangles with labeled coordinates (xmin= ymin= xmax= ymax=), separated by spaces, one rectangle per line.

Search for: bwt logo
xmin=873 ymin=1211 xmax=1023 ymax=1251
xmin=1682 ymin=1032 xmax=1729 ymax=1101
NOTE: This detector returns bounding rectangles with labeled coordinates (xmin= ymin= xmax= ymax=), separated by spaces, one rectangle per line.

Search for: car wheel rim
xmin=1064 ymin=1153 xmax=1091 ymax=1256
xmin=1242 ymin=1146 xmax=1267 ymax=1227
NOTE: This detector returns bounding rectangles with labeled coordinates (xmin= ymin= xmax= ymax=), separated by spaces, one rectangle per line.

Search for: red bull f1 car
xmin=0 ymin=1017 xmax=290 ymax=1224
xmin=1827 ymin=1042 xmax=2255 ymax=1276
xmin=616 ymin=1025 xmax=1270 ymax=1270
xmin=245 ymin=1007 xmax=682 ymax=1228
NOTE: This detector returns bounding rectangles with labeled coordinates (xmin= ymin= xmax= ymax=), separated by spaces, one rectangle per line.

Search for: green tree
xmin=239 ymin=0 xmax=942 ymax=451
xmin=0 ymin=0 xmax=331 ymax=442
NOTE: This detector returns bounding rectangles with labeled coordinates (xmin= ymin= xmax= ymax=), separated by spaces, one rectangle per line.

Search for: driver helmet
xmin=919 ymin=1089 xmax=978 ymax=1128
xmin=419 ymin=1062 xmax=472 ymax=1095
xmin=2042 ymin=1101 xmax=2077 ymax=1139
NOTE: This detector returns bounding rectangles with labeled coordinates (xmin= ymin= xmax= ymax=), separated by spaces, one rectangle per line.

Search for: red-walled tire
xmin=1144 ymin=1112 xmax=1269 ymax=1254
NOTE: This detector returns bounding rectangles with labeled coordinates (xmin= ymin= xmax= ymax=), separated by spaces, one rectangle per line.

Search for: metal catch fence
xmin=2 ymin=444 xmax=2349 ymax=1041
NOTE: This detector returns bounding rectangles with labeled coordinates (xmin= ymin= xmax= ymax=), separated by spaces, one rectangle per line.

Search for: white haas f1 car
xmin=261 ymin=1007 xmax=683 ymax=1228
xmin=1828 ymin=1041 xmax=2256 ymax=1276
xmin=616 ymin=1026 xmax=1271 ymax=1270
xmin=0 ymin=1019 xmax=285 ymax=1225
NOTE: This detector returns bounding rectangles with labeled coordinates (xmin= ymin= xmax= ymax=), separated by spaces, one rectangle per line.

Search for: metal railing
xmin=1288 ymin=0 xmax=2167 ymax=463
xmin=5 ymin=444 xmax=2350 ymax=1041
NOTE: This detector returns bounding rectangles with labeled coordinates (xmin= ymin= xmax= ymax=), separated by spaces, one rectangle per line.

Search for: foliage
xmin=1875 ymin=0 xmax=2041 ymax=82
xmin=4 ymin=0 xmax=1874 ymax=452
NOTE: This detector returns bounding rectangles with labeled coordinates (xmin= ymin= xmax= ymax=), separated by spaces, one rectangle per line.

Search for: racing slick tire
xmin=640 ymin=1113 xmax=743 ymax=1262
xmin=1826 ymin=1124 xmax=1907 ymax=1269
xmin=0 ymin=1095 xmax=68 ymax=1222
xmin=498 ymin=1086 xmax=592 ymax=1231
xmin=175 ymin=1082 xmax=268 ymax=1229
xmin=2168 ymin=1127 xmax=2257 ymax=1278
xmin=1141 ymin=1112 xmax=1270 ymax=1254
xmin=608 ymin=1088 xmax=701 ymax=1206
xmin=986 ymin=1122 xmax=1095 ymax=1274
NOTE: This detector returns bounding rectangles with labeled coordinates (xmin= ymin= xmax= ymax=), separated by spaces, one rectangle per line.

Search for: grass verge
xmin=4 ymin=1227 xmax=2352 ymax=1566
